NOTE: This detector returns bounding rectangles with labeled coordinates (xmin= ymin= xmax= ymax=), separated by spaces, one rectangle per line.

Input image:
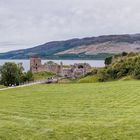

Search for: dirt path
xmin=0 ymin=80 xmax=47 ymax=91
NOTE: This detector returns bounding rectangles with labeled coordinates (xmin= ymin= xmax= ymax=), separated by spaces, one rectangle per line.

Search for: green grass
xmin=75 ymin=76 xmax=98 ymax=83
xmin=75 ymin=74 xmax=134 ymax=84
xmin=33 ymin=72 xmax=55 ymax=81
xmin=0 ymin=81 xmax=140 ymax=140
xmin=58 ymin=78 xmax=72 ymax=83
xmin=0 ymin=85 xmax=5 ymax=89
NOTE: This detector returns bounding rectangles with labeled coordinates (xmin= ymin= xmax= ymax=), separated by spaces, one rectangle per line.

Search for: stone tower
xmin=58 ymin=62 xmax=64 ymax=76
xmin=30 ymin=56 xmax=42 ymax=72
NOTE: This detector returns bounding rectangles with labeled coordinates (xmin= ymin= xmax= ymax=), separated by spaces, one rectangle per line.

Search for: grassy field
xmin=0 ymin=85 xmax=5 ymax=89
xmin=0 ymin=81 xmax=140 ymax=140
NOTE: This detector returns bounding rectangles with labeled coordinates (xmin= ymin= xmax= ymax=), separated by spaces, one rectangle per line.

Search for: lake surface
xmin=0 ymin=59 xmax=105 ymax=71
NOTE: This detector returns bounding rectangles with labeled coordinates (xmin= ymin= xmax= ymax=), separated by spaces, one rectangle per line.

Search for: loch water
xmin=0 ymin=59 xmax=105 ymax=71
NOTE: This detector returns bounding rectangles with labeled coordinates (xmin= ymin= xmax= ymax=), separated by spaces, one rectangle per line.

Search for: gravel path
xmin=0 ymin=80 xmax=47 ymax=91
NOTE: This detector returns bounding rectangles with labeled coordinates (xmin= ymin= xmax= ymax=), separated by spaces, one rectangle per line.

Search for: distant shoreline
xmin=0 ymin=58 xmax=105 ymax=60
xmin=0 ymin=59 xmax=105 ymax=72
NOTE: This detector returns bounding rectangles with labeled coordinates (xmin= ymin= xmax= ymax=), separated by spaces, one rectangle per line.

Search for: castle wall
xmin=30 ymin=57 xmax=92 ymax=78
xmin=30 ymin=57 xmax=63 ymax=75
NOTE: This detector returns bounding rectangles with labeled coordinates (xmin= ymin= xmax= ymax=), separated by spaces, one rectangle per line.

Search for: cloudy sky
xmin=0 ymin=0 xmax=140 ymax=52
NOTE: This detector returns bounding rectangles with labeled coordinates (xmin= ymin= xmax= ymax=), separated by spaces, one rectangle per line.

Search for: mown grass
xmin=75 ymin=76 xmax=98 ymax=83
xmin=0 ymin=85 xmax=5 ymax=89
xmin=0 ymin=81 xmax=140 ymax=140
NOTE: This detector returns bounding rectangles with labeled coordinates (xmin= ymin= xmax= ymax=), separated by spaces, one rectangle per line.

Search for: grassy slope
xmin=0 ymin=81 xmax=140 ymax=140
xmin=75 ymin=76 xmax=98 ymax=83
xmin=33 ymin=72 xmax=55 ymax=81
xmin=75 ymin=75 xmax=134 ymax=83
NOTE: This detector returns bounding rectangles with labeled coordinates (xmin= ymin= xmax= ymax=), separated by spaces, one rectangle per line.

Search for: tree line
xmin=0 ymin=62 xmax=34 ymax=86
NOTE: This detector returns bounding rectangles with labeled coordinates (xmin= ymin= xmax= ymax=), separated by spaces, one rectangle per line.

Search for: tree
xmin=24 ymin=71 xmax=34 ymax=82
xmin=105 ymin=56 xmax=113 ymax=65
xmin=45 ymin=61 xmax=56 ymax=65
xmin=122 ymin=52 xmax=128 ymax=57
xmin=20 ymin=71 xmax=34 ymax=83
xmin=0 ymin=62 xmax=23 ymax=86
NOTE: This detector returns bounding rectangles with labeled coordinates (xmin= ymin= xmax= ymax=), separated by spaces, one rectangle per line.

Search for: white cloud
xmin=0 ymin=0 xmax=140 ymax=52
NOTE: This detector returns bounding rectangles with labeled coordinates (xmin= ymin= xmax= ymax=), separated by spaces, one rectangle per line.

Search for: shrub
xmin=97 ymin=69 xmax=110 ymax=82
xmin=133 ymin=60 xmax=140 ymax=79
xmin=22 ymin=71 xmax=34 ymax=82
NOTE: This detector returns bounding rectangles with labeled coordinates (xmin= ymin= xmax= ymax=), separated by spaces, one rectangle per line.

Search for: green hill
xmin=1 ymin=33 xmax=140 ymax=59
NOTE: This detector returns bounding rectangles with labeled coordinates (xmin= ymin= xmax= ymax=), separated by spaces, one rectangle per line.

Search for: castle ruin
xmin=30 ymin=56 xmax=92 ymax=79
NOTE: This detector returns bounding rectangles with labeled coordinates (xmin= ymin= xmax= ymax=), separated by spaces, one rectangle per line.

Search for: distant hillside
xmin=1 ymin=34 xmax=140 ymax=59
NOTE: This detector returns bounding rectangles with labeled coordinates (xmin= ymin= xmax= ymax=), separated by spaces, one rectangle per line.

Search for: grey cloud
xmin=0 ymin=0 xmax=140 ymax=52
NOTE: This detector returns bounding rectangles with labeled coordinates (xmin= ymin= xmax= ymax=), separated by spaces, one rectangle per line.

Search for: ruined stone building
xmin=62 ymin=63 xmax=91 ymax=78
xmin=30 ymin=56 xmax=91 ymax=78
xmin=30 ymin=56 xmax=63 ymax=75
